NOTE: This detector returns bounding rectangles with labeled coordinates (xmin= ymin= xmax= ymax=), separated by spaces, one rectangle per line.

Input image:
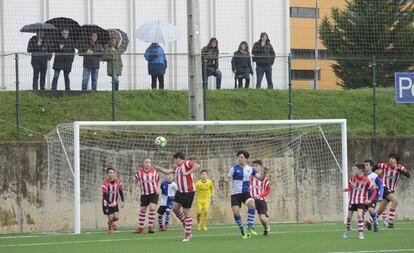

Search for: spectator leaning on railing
xmin=201 ymin=38 xmax=222 ymax=90
xmin=51 ymin=29 xmax=76 ymax=92
xmin=27 ymin=31 xmax=52 ymax=90
xmin=79 ymin=32 xmax=103 ymax=91
xmin=252 ymin=32 xmax=275 ymax=90
xmin=231 ymin=41 xmax=253 ymax=89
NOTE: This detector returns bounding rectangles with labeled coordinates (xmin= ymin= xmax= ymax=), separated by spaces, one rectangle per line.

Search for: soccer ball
xmin=154 ymin=136 xmax=167 ymax=148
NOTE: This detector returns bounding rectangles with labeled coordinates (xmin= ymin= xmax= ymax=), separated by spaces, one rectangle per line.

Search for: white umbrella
xmin=135 ymin=21 xmax=182 ymax=44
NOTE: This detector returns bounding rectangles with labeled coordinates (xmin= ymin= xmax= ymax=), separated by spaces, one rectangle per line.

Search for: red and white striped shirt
xmin=102 ymin=178 xmax=123 ymax=207
xmin=175 ymin=160 xmax=195 ymax=193
xmin=348 ymin=175 xmax=376 ymax=204
xmin=249 ymin=176 xmax=271 ymax=202
xmin=377 ymin=163 xmax=408 ymax=192
xmin=134 ymin=167 xmax=160 ymax=195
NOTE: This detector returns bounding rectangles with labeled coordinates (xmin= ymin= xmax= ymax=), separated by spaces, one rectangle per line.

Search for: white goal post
xmin=68 ymin=119 xmax=348 ymax=234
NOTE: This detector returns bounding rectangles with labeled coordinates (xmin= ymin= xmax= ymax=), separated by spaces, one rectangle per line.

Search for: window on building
xmin=291 ymin=49 xmax=331 ymax=59
xmin=290 ymin=7 xmax=318 ymax=18
xmin=291 ymin=70 xmax=320 ymax=80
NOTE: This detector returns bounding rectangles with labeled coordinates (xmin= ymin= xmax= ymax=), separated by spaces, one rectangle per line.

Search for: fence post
xmin=372 ymin=55 xmax=377 ymax=136
xmin=202 ymin=55 xmax=208 ymax=120
xmin=111 ymin=54 xmax=116 ymax=121
xmin=288 ymin=54 xmax=293 ymax=120
xmin=15 ymin=53 xmax=20 ymax=139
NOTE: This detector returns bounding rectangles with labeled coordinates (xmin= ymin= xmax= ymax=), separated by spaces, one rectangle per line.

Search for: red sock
xmin=138 ymin=210 xmax=146 ymax=229
xmin=148 ymin=210 xmax=155 ymax=229
xmin=388 ymin=208 xmax=396 ymax=224
xmin=358 ymin=217 xmax=364 ymax=233
xmin=176 ymin=210 xmax=185 ymax=223
xmin=185 ymin=216 xmax=192 ymax=234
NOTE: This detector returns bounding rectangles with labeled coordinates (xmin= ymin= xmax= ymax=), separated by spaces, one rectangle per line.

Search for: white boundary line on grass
xmin=1 ymin=228 xmax=414 ymax=248
xmin=328 ymin=249 xmax=414 ymax=253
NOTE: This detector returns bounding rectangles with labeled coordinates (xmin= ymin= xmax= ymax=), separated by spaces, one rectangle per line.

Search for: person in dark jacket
xmin=79 ymin=32 xmax=103 ymax=91
xmin=231 ymin=41 xmax=253 ymax=89
xmin=27 ymin=31 xmax=51 ymax=90
xmin=103 ymin=37 xmax=123 ymax=91
xmin=252 ymin=32 xmax=276 ymax=89
xmin=201 ymin=38 xmax=222 ymax=89
xmin=144 ymin=43 xmax=167 ymax=89
xmin=51 ymin=29 xmax=75 ymax=91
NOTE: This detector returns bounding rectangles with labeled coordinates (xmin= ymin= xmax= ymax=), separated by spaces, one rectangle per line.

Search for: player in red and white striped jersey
xmin=343 ymin=164 xmax=377 ymax=240
xmin=156 ymin=152 xmax=201 ymax=242
xmin=133 ymin=158 xmax=160 ymax=234
xmin=251 ymin=160 xmax=271 ymax=236
xmin=102 ymin=167 xmax=124 ymax=234
xmin=374 ymin=153 xmax=410 ymax=228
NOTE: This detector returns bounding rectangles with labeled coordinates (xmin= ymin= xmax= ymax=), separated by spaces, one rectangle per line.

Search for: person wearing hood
xmin=231 ymin=41 xmax=253 ymax=88
xmin=144 ymin=43 xmax=167 ymax=89
xmin=201 ymin=38 xmax=222 ymax=90
xmin=252 ymin=32 xmax=276 ymax=89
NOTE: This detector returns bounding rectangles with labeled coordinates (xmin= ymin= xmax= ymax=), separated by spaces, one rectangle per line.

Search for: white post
xmin=73 ymin=122 xmax=81 ymax=234
xmin=341 ymin=120 xmax=348 ymax=224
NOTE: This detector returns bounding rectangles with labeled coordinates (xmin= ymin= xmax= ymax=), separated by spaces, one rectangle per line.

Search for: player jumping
xmin=102 ymin=167 xmax=124 ymax=234
xmin=157 ymin=173 xmax=178 ymax=231
xmin=225 ymin=150 xmax=261 ymax=240
xmin=134 ymin=158 xmax=160 ymax=234
xmin=251 ymin=160 xmax=271 ymax=236
xmin=195 ymin=169 xmax=215 ymax=231
xmin=374 ymin=153 xmax=410 ymax=228
xmin=156 ymin=152 xmax=201 ymax=242
xmin=363 ymin=159 xmax=384 ymax=232
xmin=343 ymin=164 xmax=377 ymax=240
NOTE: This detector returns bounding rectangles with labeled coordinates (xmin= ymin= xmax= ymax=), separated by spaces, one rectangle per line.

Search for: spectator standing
xmin=103 ymin=37 xmax=123 ymax=91
xmin=80 ymin=32 xmax=103 ymax=91
xmin=51 ymin=29 xmax=75 ymax=91
xmin=27 ymin=31 xmax=51 ymax=90
xmin=144 ymin=43 xmax=167 ymax=89
xmin=252 ymin=32 xmax=275 ymax=89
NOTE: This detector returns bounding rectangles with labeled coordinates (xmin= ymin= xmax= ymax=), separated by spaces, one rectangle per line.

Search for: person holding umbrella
xmin=103 ymin=37 xmax=123 ymax=91
xmin=51 ymin=29 xmax=76 ymax=92
xmin=144 ymin=43 xmax=167 ymax=90
xmin=27 ymin=31 xmax=52 ymax=90
xmin=79 ymin=32 xmax=104 ymax=91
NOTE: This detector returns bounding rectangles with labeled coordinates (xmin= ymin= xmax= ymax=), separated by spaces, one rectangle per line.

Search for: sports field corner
xmin=1 ymin=222 xmax=414 ymax=253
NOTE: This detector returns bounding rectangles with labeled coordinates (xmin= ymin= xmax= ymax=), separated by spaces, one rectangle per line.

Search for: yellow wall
xmin=290 ymin=0 xmax=346 ymax=89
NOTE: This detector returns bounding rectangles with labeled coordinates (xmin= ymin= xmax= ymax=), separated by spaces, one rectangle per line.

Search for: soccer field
xmin=1 ymin=222 xmax=414 ymax=253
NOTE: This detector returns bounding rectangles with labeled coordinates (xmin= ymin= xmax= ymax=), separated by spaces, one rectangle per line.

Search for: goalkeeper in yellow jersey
xmin=195 ymin=169 xmax=215 ymax=231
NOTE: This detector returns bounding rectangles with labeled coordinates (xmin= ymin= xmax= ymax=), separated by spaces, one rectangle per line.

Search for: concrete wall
xmin=1 ymin=137 xmax=413 ymax=233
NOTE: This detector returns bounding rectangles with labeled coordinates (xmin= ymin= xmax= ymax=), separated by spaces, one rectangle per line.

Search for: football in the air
xmin=154 ymin=136 xmax=167 ymax=148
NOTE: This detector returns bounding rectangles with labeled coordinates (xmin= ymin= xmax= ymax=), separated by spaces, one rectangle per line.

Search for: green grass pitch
xmin=1 ymin=222 xmax=413 ymax=253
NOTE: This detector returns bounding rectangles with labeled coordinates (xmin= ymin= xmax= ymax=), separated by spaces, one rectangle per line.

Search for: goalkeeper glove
xmin=210 ymin=196 xmax=214 ymax=205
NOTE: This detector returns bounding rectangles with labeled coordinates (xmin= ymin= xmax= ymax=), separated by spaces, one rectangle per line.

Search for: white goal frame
xmin=72 ymin=119 xmax=348 ymax=234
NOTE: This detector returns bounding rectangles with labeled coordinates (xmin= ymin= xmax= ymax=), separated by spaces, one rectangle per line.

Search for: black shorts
xmin=383 ymin=187 xmax=394 ymax=200
xmin=140 ymin=193 xmax=159 ymax=207
xmin=174 ymin=191 xmax=195 ymax=209
xmin=157 ymin=205 xmax=171 ymax=215
xmin=255 ymin=199 xmax=268 ymax=216
xmin=348 ymin=204 xmax=366 ymax=212
xmin=231 ymin=192 xmax=252 ymax=208
xmin=103 ymin=205 xmax=119 ymax=215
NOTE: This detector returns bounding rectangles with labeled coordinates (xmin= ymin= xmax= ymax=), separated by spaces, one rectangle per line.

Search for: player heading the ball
xmin=156 ymin=152 xmax=201 ymax=242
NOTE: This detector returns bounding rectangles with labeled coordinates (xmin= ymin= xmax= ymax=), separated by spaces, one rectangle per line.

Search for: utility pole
xmin=187 ymin=0 xmax=204 ymax=121
xmin=314 ymin=0 xmax=319 ymax=90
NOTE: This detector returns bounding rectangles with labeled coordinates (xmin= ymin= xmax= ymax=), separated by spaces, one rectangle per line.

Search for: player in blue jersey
xmin=363 ymin=159 xmax=384 ymax=232
xmin=157 ymin=173 xmax=178 ymax=231
xmin=225 ymin=150 xmax=262 ymax=239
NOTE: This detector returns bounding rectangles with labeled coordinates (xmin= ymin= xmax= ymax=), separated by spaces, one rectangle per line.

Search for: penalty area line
xmin=328 ymin=249 xmax=414 ymax=253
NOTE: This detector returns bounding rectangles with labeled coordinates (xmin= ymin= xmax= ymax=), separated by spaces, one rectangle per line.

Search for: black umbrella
xmin=45 ymin=17 xmax=81 ymax=43
xmin=107 ymin=28 xmax=129 ymax=54
xmin=20 ymin=22 xmax=57 ymax=33
xmin=77 ymin=24 xmax=110 ymax=46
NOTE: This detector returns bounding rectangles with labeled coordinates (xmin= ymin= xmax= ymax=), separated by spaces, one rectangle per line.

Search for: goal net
xmin=46 ymin=120 xmax=348 ymax=234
